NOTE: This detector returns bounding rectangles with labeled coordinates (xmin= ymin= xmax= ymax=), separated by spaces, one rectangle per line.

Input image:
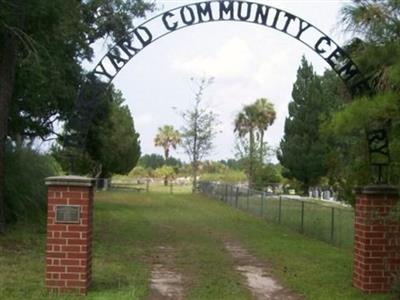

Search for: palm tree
xmin=235 ymin=99 xmax=276 ymax=187
xmin=154 ymin=125 xmax=181 ymax=185
xmin=234 ymin=104 xmax=259 ymax=186
xmin=254 ymin=98 xmax=276 ymax=161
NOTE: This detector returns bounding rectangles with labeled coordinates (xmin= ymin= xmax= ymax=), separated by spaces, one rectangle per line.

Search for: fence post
xmin=330 ymin=207 xmax=335 ymax=244
xmin=247 ymin=188 xmax=250 ymax=211
xmin=278 ymin=196 xmax=282 ymax=223
xmin=300 ymin=201 xmax=304 ymax=233
xmin=260 ymin=192 xmax=264 ymax=217
xmin=146 ymin=179 xmax=149 ymax=192
xmin=225 ymin=184 xmax=228 ymax=203
xmin=170 ymin=182 xmax=173 ymax=194
xmin=235 ymin=187 xmax=239 ymax=208
xmin=230 ymin=185 xmax=233 ymax=206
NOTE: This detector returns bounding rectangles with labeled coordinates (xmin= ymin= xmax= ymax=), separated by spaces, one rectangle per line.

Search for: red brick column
xmin=45 ymin=176 xmax=94 ymax=295
xmin=353 ymin=185 xmax=400 ymax=293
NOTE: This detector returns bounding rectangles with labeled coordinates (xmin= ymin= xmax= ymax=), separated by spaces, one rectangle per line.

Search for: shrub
xmin=154 ymin=166 xmax=175 ymax=179
xmin=5 ymin=145 xmax=61 ymax=225
xmin=129 ymin=166 xmax=150 ymax=178
xmin=391 ymin=272 xmax=400 ymax=297
xmin=253 ymin=164 xmax=283 ymax=190
xmin=201 ymin=169 xmax=246 ymax=183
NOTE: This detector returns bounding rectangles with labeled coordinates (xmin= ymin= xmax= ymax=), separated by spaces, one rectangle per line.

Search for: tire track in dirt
xmin=147 ymin=245 xmax=185 ymax=300
xmin=224 ymin=240 xmax=302 ymax=300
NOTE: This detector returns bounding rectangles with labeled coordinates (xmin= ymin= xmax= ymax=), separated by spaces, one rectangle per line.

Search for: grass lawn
xmin=0 ymin=189 xmax=394 ymax=300
xmin=215 ymin=187 xmax=354 ymax=248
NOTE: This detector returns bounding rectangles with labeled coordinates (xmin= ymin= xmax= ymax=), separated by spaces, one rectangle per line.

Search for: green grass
xmin=0 ymin=189 xmax=393 ymax=300
xmin=220 ymin=190 xmax=355 ymax=248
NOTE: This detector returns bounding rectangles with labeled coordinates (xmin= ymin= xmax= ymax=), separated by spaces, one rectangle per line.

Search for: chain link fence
xmin=94 ymin=178 xmax=191 ymax=194
xmin=199 ymin=182 xmax=354 ymax=248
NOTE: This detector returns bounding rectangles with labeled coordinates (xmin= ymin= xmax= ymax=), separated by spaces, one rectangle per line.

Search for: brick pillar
xmin=353 ymin=185 xmax=400 ymax=293
xmin=45 ymin=176 xmax=94 ymax=295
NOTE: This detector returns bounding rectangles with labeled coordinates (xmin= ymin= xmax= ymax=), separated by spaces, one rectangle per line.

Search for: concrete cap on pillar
xmin=45 ymin=176 xmax=95 ymax=187
xmin=354 ymin=185 xmax=399 ymax=195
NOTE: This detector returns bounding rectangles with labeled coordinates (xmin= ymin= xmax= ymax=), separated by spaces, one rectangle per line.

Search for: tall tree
xmin=154 ymin=125 xmax=181 ymax=161
xmin=254 ymin=98 xmax=276 ymax=161
xmin=0 ymin=0 xmax=154 ymax=233
xmin=53 ymin=86 xmax=141 ymax=178
xmin=324 ymin=0 xmax=400 ymax=192
xmin=0 ymin=3 xmax=16 ymax=232
xmin=278 ymin=57 xmax=329 ymax=194
xmin=94 ymin=93 xmax=141 ymax=177
xmin=234 ymin=99 xmax=276 ymax=187
xmin=235 ymin=104 xmax=259 ymax=186
xmin=154 ymin=125 xmax=181 ymax=185
xmin=0 ymin=0 xmax=78 ymax=233
xmin=179 ymin=78 xmax=219 ymax=192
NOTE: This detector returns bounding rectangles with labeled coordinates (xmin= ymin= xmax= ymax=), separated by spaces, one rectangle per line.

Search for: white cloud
xmin=255 ymin=49 xmax=297 ymax=85
xmin=172 ymin=37 xmax=255 ymax=78
xmin=135 ymin=113 xmax=156 ymax=127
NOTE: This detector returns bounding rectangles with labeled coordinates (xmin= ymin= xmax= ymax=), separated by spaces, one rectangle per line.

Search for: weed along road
xmin=0 ymin=189 xmax=393 ymax=299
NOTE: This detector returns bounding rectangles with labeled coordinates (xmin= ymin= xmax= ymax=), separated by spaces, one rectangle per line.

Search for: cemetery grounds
xmin=0 ymin=186 xmax=394 ymax=300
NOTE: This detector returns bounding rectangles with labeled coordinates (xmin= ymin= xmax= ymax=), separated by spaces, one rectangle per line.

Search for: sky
xmin=88 ymin=0 xmax=352 ymax=163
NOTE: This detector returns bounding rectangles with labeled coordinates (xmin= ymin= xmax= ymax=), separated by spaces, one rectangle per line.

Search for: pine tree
xmin=333 ymin=0 xmax=400 ymax=185
xmin=278 ymin=56 xmax=328 ymax=194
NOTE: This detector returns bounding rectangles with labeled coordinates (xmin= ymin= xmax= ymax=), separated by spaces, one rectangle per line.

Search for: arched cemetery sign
xmin=88 ymin=0 xmax=390 ymax=182
xmin=92 ymin=0 xmax=368 ymax=95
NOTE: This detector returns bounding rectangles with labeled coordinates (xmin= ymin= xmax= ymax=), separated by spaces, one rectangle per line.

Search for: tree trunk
xmin=164 ymin=147 xmax=169 ymax=160
xmin=164 ymin=147 xmax=169 ymax=186
xmin=259 ymin=130 xmax=264 ymax=162
xmin=303 ymin=180 xmax=309 ymax=196
xmin=192 ymin=161 xmax=198 ymax=193
xmin=249 ymin=129 xmax=255 ymax=188
xmin=192 ymin=109 xmax=199 ymax=193
xmin=0 ymin=32 xmax=18 ymax=234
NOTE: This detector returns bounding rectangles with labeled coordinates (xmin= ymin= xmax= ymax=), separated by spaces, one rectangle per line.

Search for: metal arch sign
xmin=68 ymin=0 xmax=390 ymax=183
xmin=92 ymin=0 xmax=369 ymax=95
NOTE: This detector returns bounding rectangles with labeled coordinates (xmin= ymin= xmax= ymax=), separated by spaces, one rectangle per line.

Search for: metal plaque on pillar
xmin=55 ymin=205 xmax=80 ymax=224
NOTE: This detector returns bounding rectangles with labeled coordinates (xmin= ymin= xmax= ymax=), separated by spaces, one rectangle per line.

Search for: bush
xmin=391 ymin=272 xmax=400 ymax=297
xmin=129 ymin=166 xmax=150 ymax=178
xmin=201 ymin=169 xmax=246 ymax=183
xmin=253 ymin=164 xmax=283 ymax=190
xmin=5 ymin=145 xmax=61 ymax=225
xmin=154 ymin=166 xmax=175 ymax=178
